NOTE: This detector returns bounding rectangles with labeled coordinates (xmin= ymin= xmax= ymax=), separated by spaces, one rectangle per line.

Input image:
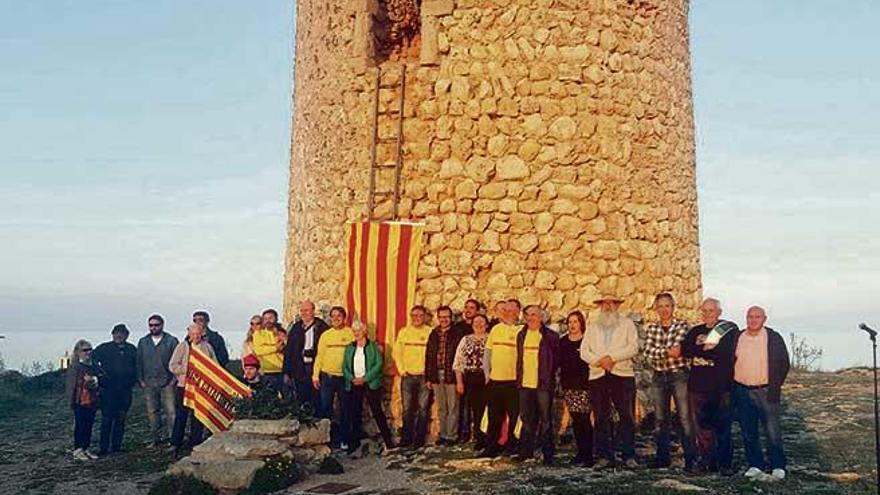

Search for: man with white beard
xmin=580 ymin=296 xmax=639 ymax=469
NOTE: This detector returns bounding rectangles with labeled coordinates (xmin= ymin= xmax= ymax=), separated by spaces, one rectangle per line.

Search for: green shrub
xmin=148 ymin=474 xmax=218 ymax=495
xmin=242 ymin=456 xmax=303 ymax=494
xmin=317 ymin=455 xmax=344 ymax=475
xmin=232 ymin=387 xmax=317 ymax=425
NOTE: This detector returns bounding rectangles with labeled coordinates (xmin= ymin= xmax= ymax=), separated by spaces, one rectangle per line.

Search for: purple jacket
xmin=515 ymin=325 xmax=559 ymax=391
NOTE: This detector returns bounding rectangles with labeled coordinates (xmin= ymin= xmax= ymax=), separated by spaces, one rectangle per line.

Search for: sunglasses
xmin=81 ymin=348 xmax=93 ymax=352
xmin=250 ymin=321 xmax=261 ymax=326
xmin=148 ymin=324 xmax=162 ymax=328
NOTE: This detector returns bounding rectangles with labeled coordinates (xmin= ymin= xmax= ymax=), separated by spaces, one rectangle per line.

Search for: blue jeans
xmin=73 ymin=405 xmax=97 ymax=450
xmin=734 ymin=384 xmax=786 ymax=470
xmin=401 ymin=374 xmax=431 ymax=446
xmin=519 ymin=389 xmax=554 ymax=459
xmin=650 ymin=370 xmax=696 ymax=464
xmin=318 ymin=373 xmax=347 ymax=445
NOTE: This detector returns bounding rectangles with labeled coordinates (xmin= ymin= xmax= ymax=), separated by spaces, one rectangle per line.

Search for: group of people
xmin=66 ymin=294 xmax=791 ymax=483
xmin=66 ymin=311 xmax=229 ymax=460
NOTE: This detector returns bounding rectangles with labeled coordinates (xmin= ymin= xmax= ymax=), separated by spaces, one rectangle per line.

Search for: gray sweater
xmin=137 ymin=332 xmax=179 ymax=388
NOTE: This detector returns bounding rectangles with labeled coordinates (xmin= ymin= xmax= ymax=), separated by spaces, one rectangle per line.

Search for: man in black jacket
xmin=733 ymin=306 xmax=791 ymax=481
xmin=192 ymin=311 xmax=229 ymax=368
xmin=283 ymin=300 xmax=329 ymax=410
xmin=425 ymin=305 xmax=464 ymax=445
xmin=93 ymin=324 xmax=138 ymax=455
xmin=515 ymin=305 xmax=559 ymax=465
xmin=681 ymin=298 xmax=738 ymax=475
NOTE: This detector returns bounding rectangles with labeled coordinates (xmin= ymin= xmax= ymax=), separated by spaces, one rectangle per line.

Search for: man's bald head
xmin=746 ymin=306 xmax=767 ymax=332
xmin=299 ymin=299 xmax=316 ymax=323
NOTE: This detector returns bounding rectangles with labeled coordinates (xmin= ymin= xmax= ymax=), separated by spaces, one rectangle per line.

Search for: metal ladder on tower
xmin=367 ymin=65 xmax=406 ymax=221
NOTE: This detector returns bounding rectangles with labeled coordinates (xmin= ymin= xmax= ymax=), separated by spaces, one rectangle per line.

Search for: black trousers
xmin=73 ymin=405 xmax=97 ymax=450
xmin=99 ymin=390 xmax=132 ymax=453
xmin=345 ymin=385 xmax=394 ymax=448
xmin=689 ymin=390 xmax=733 ymax=469
xmin=570 ymin=410 xmax=594 ymax=463
xmin=464 ymin=372 xmax=488 ymax=446
xmin=519 ymin=388 xmax=554 ymax=459
xmin=485 ymin=380 xmax=519 ymax=454
xmin=589 ymin=374 xmax=635 ymax=461
xmin=171 ymin=386 xmax=205 ymax=448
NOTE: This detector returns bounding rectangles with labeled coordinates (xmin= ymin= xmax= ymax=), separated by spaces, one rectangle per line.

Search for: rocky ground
xmin=0 ymin=370 xmax=875 ymax=494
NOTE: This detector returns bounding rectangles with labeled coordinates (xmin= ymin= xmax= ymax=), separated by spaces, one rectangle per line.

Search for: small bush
xmin=232 ymin=388 xmax=317 ymax=425
xmin=242 ymin=456 xmax=303 ymax=494
xmin=317 ymin=455 xmax=344 ymax=475
xmin=148 ymin=474 xmax=218 ymax=495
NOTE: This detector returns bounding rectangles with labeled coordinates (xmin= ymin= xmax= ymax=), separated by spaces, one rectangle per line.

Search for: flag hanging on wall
xmin=183 ymin=345 xmax=252 ymax=434
xmin=344 ymin=221 xmax=424 ymax=359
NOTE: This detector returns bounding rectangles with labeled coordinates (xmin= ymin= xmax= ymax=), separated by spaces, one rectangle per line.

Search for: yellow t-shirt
xmin=487 ymin=323 xmax=520 ymax=381
xmin=252 ymin=328 xmax=284 ymax=373
xmin=393 ymin=325 xmax=432 ymax=375
xmin=312 ymin=326 xmax=354 ymax=379
xmin=521 ymin=329 xmax=542 ymax=389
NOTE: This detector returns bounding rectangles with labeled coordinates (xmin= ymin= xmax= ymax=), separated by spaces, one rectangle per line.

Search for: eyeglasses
xmin=193 ymin=318 xmax=207 ymax=323
xmin=81 ymin=348 xmax=92 ymax=352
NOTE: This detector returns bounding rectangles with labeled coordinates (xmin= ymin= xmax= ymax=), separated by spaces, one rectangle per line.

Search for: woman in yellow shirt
xmin=312 ymin=306 xmax=354 ymax=448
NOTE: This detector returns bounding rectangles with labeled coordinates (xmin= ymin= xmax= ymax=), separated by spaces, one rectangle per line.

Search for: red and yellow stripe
xmin=183 ymin=345 xmax=252 ymax=434
xmin=343 ymin=221 xmax=423 ymax=366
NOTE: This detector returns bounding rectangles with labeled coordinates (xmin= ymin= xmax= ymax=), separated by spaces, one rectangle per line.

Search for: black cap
xmin=111 ymin=323 xmax=130 ymax=335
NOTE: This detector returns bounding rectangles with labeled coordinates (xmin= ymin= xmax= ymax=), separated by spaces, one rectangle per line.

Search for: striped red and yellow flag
xmin=183 ymin=345 xmax=252 ymax=434
xmin=344 ymin=221 xmax=424 ymax=364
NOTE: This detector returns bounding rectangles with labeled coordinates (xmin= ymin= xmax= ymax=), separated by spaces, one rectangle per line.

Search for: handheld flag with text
xmin=183 ymin=345 xmax=252 ymax=434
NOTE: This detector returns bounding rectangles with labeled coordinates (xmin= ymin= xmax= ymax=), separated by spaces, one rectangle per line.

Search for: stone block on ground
xmin=230 ymin=418 xmax=300 ymax=436
xmin=192 ymin=431 xmax=289 ymax=459
xmin=168 ymin=458 xmax=265 ymax=492
xmin=296 ymin=419 xmax=332 ymax=446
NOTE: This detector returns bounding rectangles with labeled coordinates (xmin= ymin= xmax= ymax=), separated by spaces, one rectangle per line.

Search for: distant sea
xmin=0 ymin=328 xmax=249 ymax=373
xmin=0 ymin=327 xmax=869 ymax=373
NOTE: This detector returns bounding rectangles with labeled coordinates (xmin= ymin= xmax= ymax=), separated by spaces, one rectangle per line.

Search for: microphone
xmin=861 ymin=323 xmax=878 ymax=338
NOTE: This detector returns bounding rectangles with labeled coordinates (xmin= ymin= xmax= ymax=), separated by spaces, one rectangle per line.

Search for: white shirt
xmin=151 ymin=334 xmax=162 ymax=346
xmin=353 ymin=346 xmax=366 ymax=378
xmin=303 ymin=321 xmax=315 ymax=363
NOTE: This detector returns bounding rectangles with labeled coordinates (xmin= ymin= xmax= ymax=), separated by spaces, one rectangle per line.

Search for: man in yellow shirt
xmin=252 ymin=309 xmax=286 ymax=395
xmin=312 ymin=306 xmax=354 ymax=448
xmin=479 ymin=301 xmax=522 ymax=458
xmin=393 ymin=305 xmax=432 ymax=448
xmin=515 ymin=305 xmax=559 ymax=465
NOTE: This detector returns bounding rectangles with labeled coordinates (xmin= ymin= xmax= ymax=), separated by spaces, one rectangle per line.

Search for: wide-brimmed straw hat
xmin=593 ymin=295 xmax=624 ymax=305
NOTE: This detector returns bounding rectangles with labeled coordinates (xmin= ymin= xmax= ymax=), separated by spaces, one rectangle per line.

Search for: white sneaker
xmin=72 ymin=448 xmax=89 ymax=461
xmin=83 ymin=450 xmax=99 ymax=460
xmin=744 ymin=467 xmax=764 ymax=478
xmin=771 ymin=468 xmax=786 ymax=480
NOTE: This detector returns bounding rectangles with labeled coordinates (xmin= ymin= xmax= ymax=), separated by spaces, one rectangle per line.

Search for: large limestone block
xmin=168 ymin=458 xmax=265 ymax=491
xmin=193 ymin=432 xmax=289 ymax=460
xmin=296 ymin=419 xmax=331 ymax=447
xmin=230 ymin=419 xmax=300 ymax=436
xmin=495 ymin=155 xmax=529 ymax=180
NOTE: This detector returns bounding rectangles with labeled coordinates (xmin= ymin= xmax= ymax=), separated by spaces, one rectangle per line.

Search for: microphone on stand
xmin=861 ymin=322 xmax=880 ymax=494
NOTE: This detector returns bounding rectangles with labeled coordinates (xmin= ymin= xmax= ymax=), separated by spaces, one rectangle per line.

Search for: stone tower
xmin=284 ymin=0 xmax=702 ymax=323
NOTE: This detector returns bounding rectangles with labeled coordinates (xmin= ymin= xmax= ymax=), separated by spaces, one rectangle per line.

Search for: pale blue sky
xmin=0 ymin=1 xmax=877 ymax=369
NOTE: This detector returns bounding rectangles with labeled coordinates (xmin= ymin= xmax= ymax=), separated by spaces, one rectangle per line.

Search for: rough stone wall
xmin=285 ymin=0 xmax=702 ymax=324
